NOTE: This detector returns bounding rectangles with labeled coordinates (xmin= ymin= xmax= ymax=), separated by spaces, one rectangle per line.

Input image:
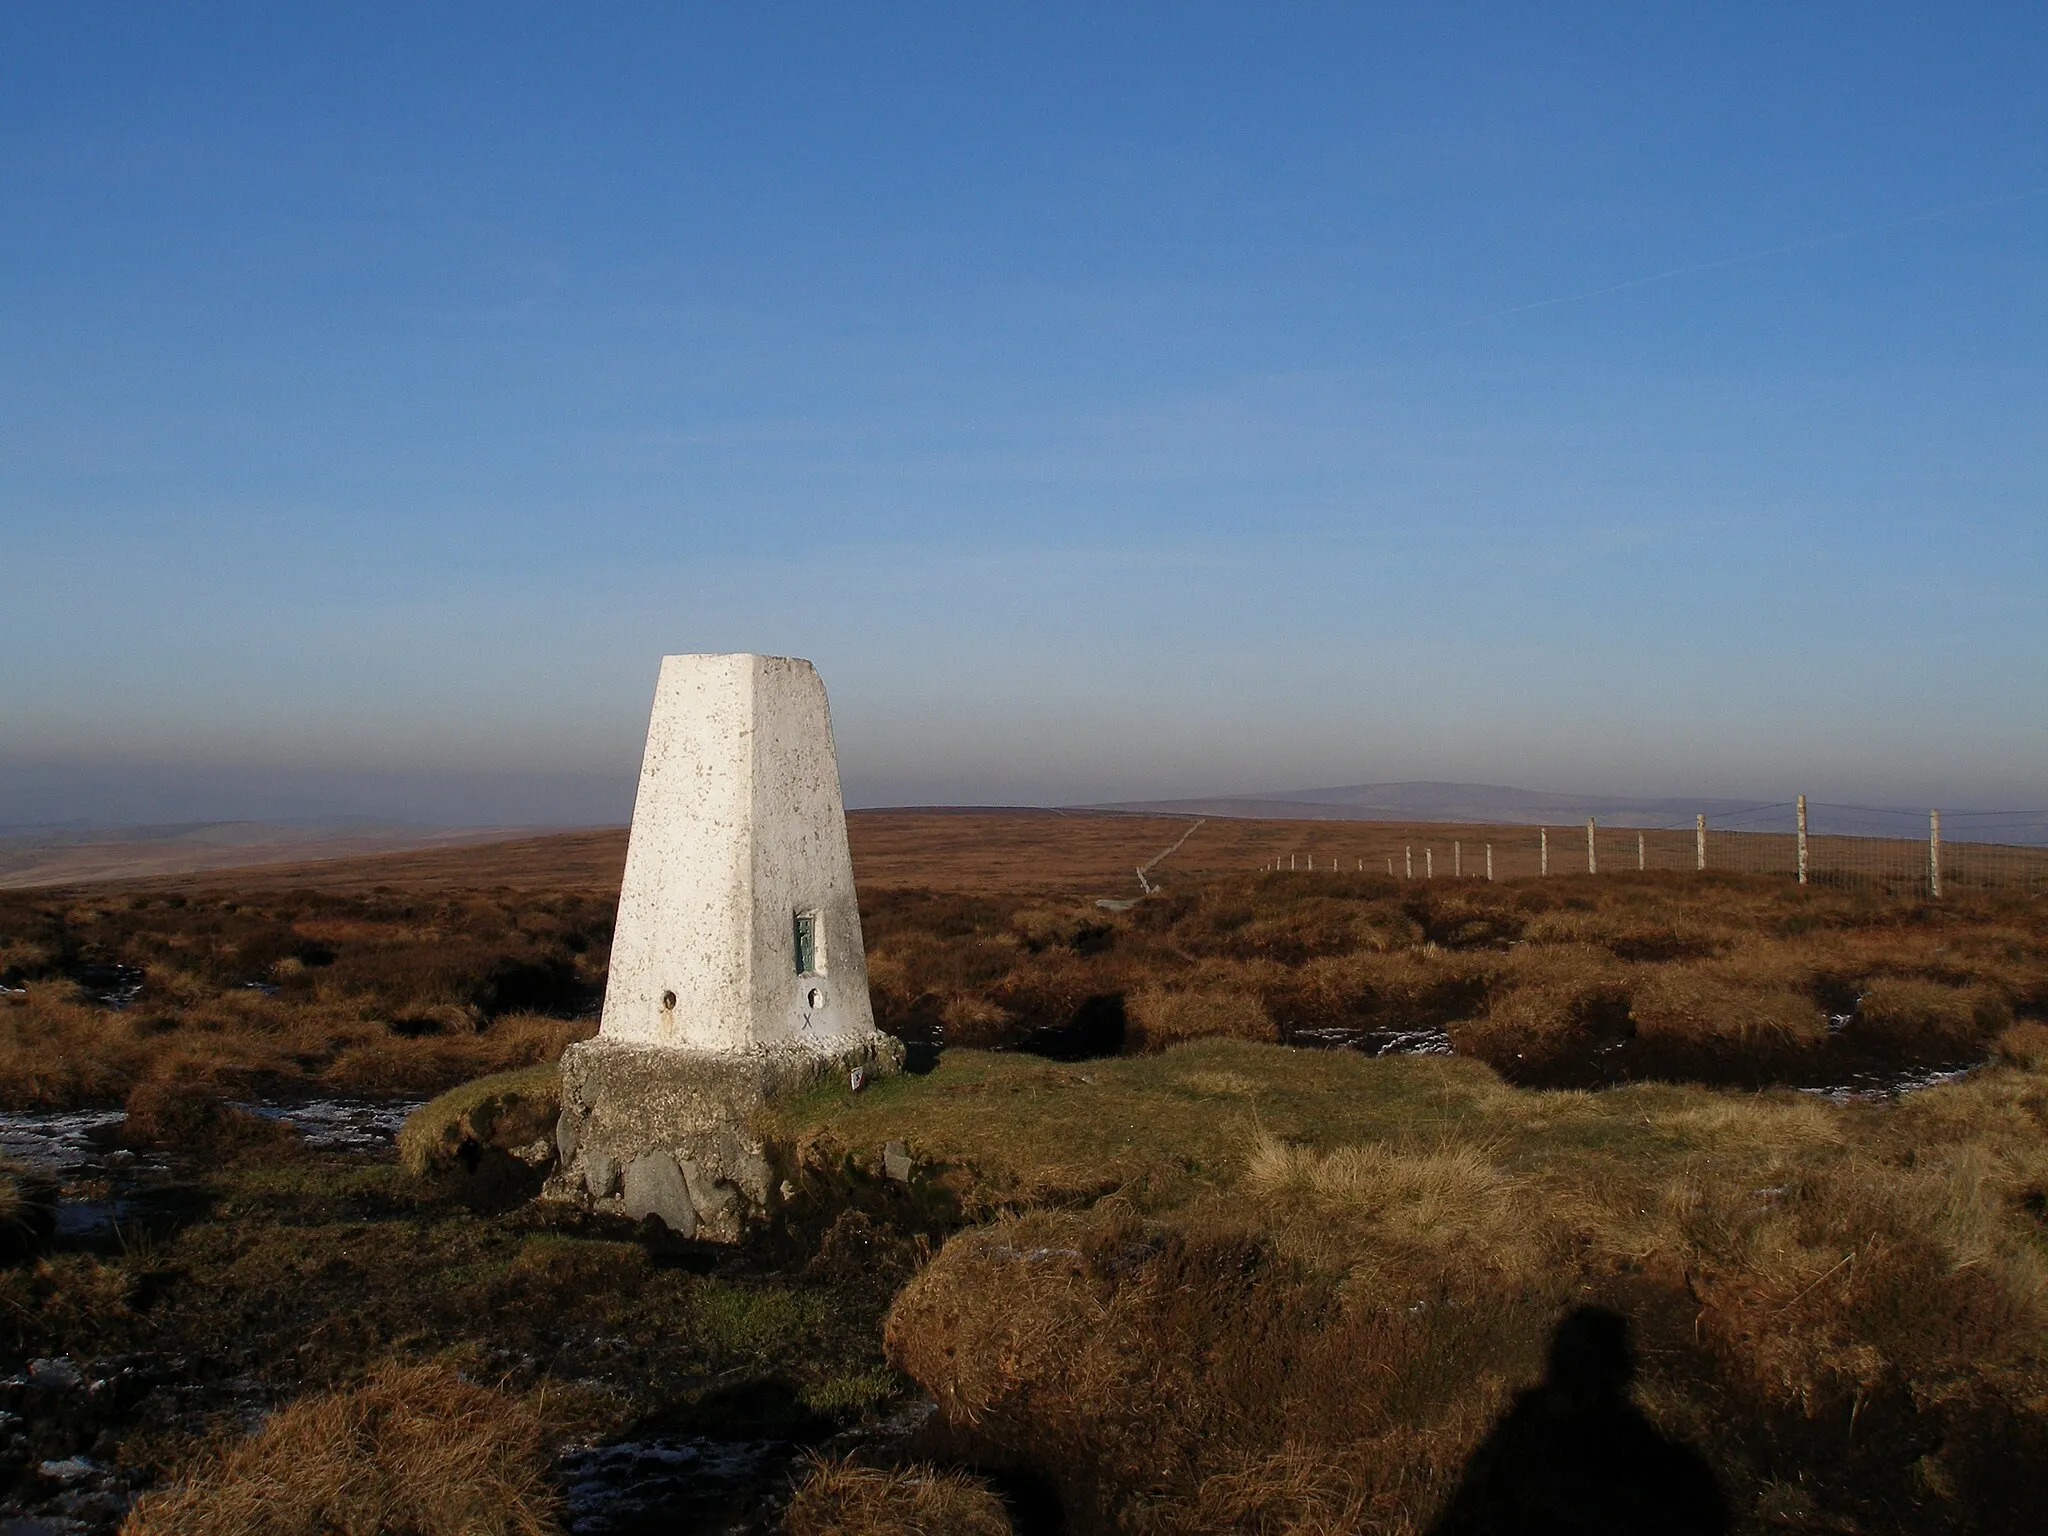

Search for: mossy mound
xmin=399 ymin=1063 xmax=561 ymax=1177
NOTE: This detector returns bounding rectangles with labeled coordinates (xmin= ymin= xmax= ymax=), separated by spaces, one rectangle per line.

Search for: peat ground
xmin=0 ymin=813 xmax=2044 ymax=1533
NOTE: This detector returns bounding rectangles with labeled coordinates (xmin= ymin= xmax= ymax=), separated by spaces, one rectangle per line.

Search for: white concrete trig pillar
xmin=556 ymin=653 xmax=901 ymax=1243
xmin=1796 ymin=794 xmax=1809 ymax=885
xmin=596 ymin=654 xmax=874 ymax=1054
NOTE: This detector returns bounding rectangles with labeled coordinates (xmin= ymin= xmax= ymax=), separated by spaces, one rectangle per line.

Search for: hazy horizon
xmin=4 ymin=755 xmax=2040 ymax=837
xmin=6 ymin=7 xmax=2044 ymax=821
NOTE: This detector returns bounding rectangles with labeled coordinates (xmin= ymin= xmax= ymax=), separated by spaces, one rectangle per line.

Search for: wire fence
xmin=1254 ymin=799 xmax=2048 ymax=896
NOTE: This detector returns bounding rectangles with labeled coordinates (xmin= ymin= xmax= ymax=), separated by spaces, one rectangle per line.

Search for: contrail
xmin=1381 ymin=186 xmax=2048 ymax=347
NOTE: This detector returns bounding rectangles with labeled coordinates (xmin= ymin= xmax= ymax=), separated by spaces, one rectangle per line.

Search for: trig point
xmin=551 ymin=654 xmax=902 ymax=1239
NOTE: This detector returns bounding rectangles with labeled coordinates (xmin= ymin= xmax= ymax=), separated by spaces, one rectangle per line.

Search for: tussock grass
xmin=784 ymin=1454 xmax=1014 ymax=1536
xmin=1852 ymin=977 xmax=2011 ymax=1057
xmin=0 ymin=1156 xmax=56 ymax=1262
xmin=852 ymin=871 xmax=2043 ymax=1090
xmin=1994 ymin=1020 xmax=2048 ymax=1068
xmin=7 ymin=867 xmax=2040 ymax=1108
xmin=787 ymin=1039 xmax=2048 ymax=1531
xmin=121 ymin=1076 xmax=301 ymax=1155
xmin=121 ymin=1360 xmax=564 ymax=1536
xmin=0 ymin=887 xmax=605 ymax=1108
xmin=1127 ymin=985 xmax=1275 ymax=1050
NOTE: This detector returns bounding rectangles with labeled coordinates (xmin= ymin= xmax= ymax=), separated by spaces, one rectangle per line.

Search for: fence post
xmin=1637 ymin=831 xmax=1645 ymax=871
xmin=1405 ymin=846 xmax=1413 ymax=879
xmin=1587 ymin=817 xmax=1597 ymax=875
xmin=1387 ymin=857 xmax=1394 ymax=876
xmin=1486 ymin=843 xmax=1494 ymax=881
xmin=1796 ymin=794 xmax=1809 ymax=885
xmin=1454 ymin=841 xmax=1462 ymax=878
xmin=1696 ymin=813 xmax=1706 ymax=872
xmin=1426 ymin=848 xmax=1434 ymax=879
xmin=1540 ymin=828 xmax=1548 ymax=876
xmin=1930 ymin=809 xmax=1942 ymax=898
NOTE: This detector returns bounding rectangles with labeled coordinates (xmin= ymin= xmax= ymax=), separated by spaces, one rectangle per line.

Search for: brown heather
xmin=847 ymin=1040 xmax=2048 ymax=1535
xmin=120 ymin=1361 xmax=564 ymax=1536
xmin=783 ymin=1454 xmax=1015 ymax=1536
xmin=4 ymin=818 xmax=2047 ymax=1534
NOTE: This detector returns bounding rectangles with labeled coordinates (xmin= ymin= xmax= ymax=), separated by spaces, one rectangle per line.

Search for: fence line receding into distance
xmin=1251 ymin=799 xmax=2048 ymax=896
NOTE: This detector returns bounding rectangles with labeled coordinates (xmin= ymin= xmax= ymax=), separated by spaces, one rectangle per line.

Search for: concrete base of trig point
xmin=545 ymin=654 xmax=903 ymax=1241
xmin=551 ymin=1033 xmax=901 ymax=1241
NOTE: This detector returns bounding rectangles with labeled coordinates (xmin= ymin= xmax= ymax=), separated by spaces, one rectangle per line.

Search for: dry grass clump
xmin=1519 ymin=906 xmax=1730 ymax=961
xmin=1993 ymin=1020 xmax=2048 ymax=1069
xmin=1242 ymin=1134 xmax=1552 ymax=1281
xmin=1127 ymin=986 xmax=1275 ymax=1051
xmin=886 ymin=1203 xmax=1549 ymax=1534
xmin=121 ymin=1360 xmax=564 ymax=1536
xmin=0 ymin=984 xmax=153 ymax=1105
xmin=1276 ymin=950 xmax=1495 ymax=1035
xmin=1449 ymin=949 xmax=1633 ymax=1082
xmin=121 ymin=1077 xmax=300 ymax=1155
xmin=939 ymin=993 xmax=1016 ymax=1048
xmin=1849 ymin=977 xmax=2010 ymax=1058
xmin=784 ymin=1454 xmax=1014 ymax=1536
xmin=1626 ymin=964 xmax=1826 ymax=1078
xmin=0 ymin=1157 xmax=56 ymax=1262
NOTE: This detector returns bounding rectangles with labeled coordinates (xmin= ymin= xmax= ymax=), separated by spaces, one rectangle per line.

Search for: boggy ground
xmin=792 ymin=1039 xmax=2048 ymax=1533
xmin=865 ymin=870 xmax=2046 ymax=1090
xmin=3 ymin=833 xmax=2048 ymax=1533
xmin=0 ymin=883 xmax=611 ymax=1108
xmin=1 ymin=1115 xmax=940 ymax=1533
xmin=7 ymin=827 xmax=2042 ymax=1109
xmin=15 ymin=1037 xmax=2048 ymax=1534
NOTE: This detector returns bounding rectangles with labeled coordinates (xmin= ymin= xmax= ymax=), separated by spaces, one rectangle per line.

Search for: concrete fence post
xmin=1426 ymin=848 xmax=1434 ymax=879
xmin=1454 ymin=840 xmax=1463 ymax=878
xmin=1637 ymin=831 xmax=1645 ymax=872
xmin=1540 ymin=828 xmax=1548 ymax=877
xmin=1405 ymin=846 xmax=1413 ymax=879
xmin=1930 ymin=809 xmax=1943 ymax=898
xmin=1486 ymin=843 xmax=1494 ymax=881
xmin=1696 ymin=813 xmax=1706 ymax=872
xmin=1796 ymin=794 xmax=1809 ymax=885
xmin=1587 ymin=817 xmax=1598 ymax=875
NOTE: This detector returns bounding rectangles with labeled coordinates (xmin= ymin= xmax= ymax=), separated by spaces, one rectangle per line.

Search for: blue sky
xmin=4 ymin=4 xmax=2045 ymax=823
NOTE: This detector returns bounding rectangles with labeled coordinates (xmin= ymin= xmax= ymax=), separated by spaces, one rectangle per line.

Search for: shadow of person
xmin=1428 ymin=1306 xmax=1730 ymax=1536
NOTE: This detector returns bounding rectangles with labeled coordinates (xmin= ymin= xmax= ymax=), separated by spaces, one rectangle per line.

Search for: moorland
xmin=1 ymin=809 xmax=2046 ymax=1534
